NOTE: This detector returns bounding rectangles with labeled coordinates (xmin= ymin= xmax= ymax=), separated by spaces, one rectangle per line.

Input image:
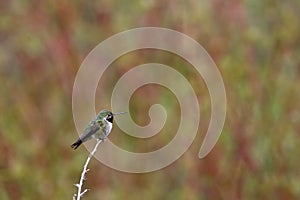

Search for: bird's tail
xmin=71 ymin=139 xmax=82 ymax=150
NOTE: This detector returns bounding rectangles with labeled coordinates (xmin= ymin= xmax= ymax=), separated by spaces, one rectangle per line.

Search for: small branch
xmin=73 ymin=139 xmax=102 ymax=200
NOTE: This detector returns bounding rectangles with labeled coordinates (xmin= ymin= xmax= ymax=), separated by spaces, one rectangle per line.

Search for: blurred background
xmin=1 ymin=0 xmax=300 ymax=199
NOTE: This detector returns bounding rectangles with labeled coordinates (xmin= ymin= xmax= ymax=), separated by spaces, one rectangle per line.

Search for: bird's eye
xmin=106 ymin=114 xmax=113 ymax=123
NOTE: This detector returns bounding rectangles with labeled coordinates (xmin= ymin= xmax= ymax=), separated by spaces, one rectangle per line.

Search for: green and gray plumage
xmin=71 ymin=110 xmax=114 ymax=150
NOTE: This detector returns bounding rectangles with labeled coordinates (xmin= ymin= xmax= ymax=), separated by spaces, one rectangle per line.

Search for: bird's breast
xmin=106 ymin=122 xmax=113 ymax=135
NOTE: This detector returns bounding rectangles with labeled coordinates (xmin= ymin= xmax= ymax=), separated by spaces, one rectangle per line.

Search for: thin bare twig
xmin=73 ymin=139 xmax=102 ymax=200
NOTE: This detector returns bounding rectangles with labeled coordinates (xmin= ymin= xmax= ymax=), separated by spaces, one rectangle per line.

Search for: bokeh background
xmin=1 ymin=0 xmax=300 ymax=199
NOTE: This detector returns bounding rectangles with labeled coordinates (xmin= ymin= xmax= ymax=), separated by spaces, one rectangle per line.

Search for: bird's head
xmin=97 ymin=109 xmax=127 ymax=123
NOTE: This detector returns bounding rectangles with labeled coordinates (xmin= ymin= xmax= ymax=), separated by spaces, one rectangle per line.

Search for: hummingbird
xmin=71 ymin=110 xmax=126 ymax=150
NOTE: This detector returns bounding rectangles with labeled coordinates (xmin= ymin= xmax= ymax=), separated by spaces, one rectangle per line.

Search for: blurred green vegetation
xmin=1 ymin=0 xmax=300 ymax=199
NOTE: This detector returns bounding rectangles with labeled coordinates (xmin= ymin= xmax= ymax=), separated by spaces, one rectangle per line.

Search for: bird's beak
xmin=113 ymin=111 xmax=127 ymax=116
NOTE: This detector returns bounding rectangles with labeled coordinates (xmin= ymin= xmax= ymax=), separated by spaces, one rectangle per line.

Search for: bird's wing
xmin=79 ymin=120 xmax=101 ymax=142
